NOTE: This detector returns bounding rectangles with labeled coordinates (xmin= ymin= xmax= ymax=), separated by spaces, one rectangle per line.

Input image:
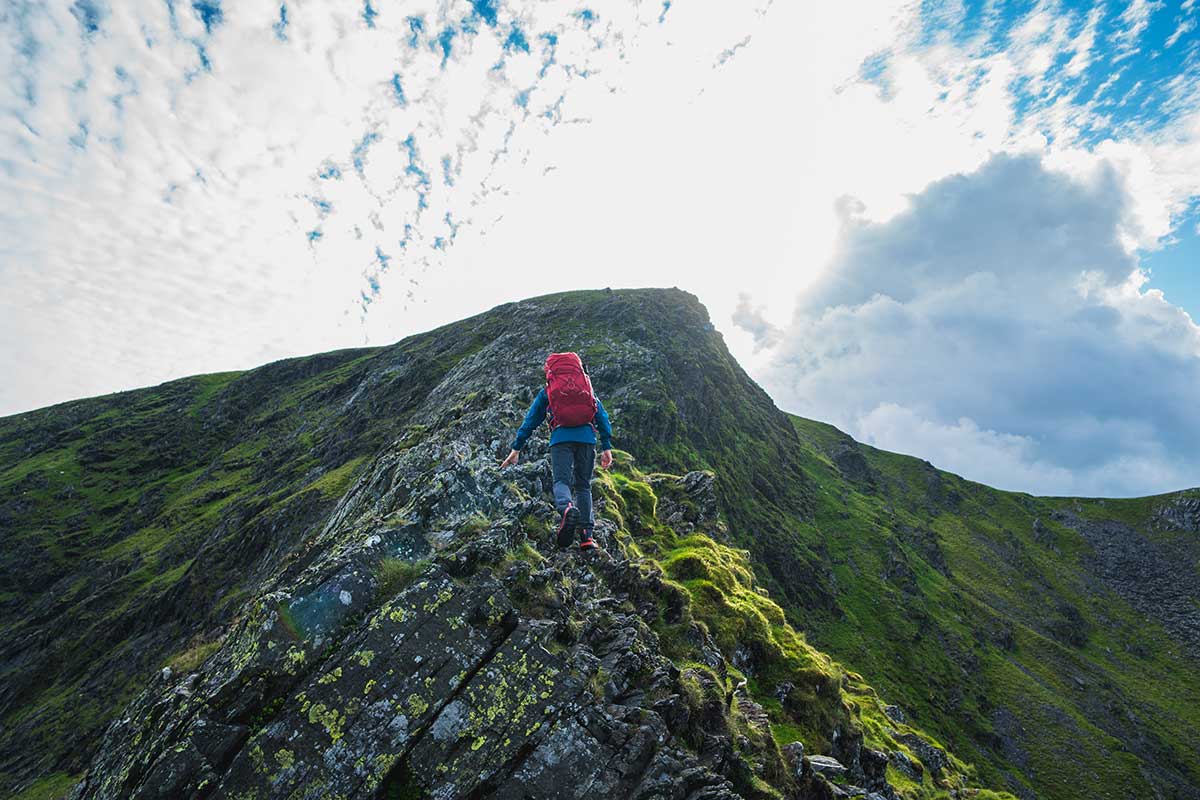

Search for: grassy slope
xmin=784 ymin=415 xmax=1200 ymax=800
xmin=0 ymin=309 xmax=514 ymax=792
xmin=539 ymin=290 xmax=1197 ymax=798
xmin=0 ymin=358 xmax=374 ymax=793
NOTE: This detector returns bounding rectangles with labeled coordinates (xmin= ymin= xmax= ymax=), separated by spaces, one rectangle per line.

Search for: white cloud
xmin=732 ymin=293 xmax=782 ymax=352
xmin=1064 ymin=6 xmax=1104 ymax=77
xmin=1111 ymin=0 xmax=1164 ymax=61
xmin=760 ymin=153 xmax=1200 ymax=496
xmin=1164 ymin=16 xmax=1196 ymax=48
xmin=855 ymin=404 xmax=1078 ymax=494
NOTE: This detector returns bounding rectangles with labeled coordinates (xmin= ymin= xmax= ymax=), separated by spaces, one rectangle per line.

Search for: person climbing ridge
xmin=500 ymin=351 xmax=613 ymax=550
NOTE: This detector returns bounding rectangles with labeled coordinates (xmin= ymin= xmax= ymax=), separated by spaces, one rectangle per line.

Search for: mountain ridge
xmin=1 ymin=288 xmax=1196 ymax=800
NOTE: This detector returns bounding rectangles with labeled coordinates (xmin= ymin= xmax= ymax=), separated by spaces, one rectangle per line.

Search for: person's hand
xmin=500 ymin=449 xmax=519 ymax=468
xmin=599 ymin=449 xmax=613 ymax=469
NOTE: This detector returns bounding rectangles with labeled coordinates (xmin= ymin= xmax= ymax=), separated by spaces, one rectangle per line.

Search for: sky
xmin=2 ymin=0 xmax=1198 ymax=497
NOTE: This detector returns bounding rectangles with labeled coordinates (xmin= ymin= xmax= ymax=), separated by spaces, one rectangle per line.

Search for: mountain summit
xmin=2 ymin=289 xmax=1196 ymax=800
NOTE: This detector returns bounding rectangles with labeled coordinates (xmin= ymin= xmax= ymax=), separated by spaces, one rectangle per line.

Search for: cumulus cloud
xmin=733 ymin=293 xmax=782 ymax=351
xmin=762 ymin=153 xmax=1200 ymax=496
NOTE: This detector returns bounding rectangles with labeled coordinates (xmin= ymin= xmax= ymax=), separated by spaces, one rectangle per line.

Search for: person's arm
xmin=500 ymin=388 xmax=548 ymax=467
xmin=594 ymin=398 xmax=613 ymax=468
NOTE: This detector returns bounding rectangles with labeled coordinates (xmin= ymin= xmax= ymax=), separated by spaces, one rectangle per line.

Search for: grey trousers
xmin=549 ymin=442 xmax=595 ymax=530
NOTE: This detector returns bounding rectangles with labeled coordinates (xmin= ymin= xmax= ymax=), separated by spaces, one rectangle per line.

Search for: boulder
xmin=809 ymin=754 xmax=848 ymax=776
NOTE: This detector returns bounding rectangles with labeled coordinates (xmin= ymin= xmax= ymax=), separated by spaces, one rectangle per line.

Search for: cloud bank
xmin=759 ymin=154 xmax=1200 ymax=496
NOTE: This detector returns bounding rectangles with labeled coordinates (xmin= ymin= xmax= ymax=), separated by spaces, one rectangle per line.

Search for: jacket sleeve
xmin=594 ymin=398 xmax=612 ymax=451
xmin=510 ymin=388 xmax=548 ymax=452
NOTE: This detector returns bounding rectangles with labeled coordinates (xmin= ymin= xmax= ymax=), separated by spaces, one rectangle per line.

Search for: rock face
xmin=807 ymin=756 xmax=846 ymax=777
xmin=1152 ymin=492 xmax=1200 ymax=533
xmin=70 ymin=430 xmax=913 ymax=798
xmin=74 ymin=552 xmax=746 ymax=800
xmin=830 ymin=445 xmax=878 ymax=491
xmin=0 ymin=288 xmax=814 ymax=795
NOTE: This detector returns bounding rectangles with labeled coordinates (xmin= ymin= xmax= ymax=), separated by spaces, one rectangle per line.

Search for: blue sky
xmin=1 ymin=0 xmax=1198 ymax=495
xmin=920 ymin=0 xmax=1197 ymax=134
xmin=1144 ymin=211 xmax=1200 ymax=313
xmin=908 ymin=0 xmax=1200 ymax=318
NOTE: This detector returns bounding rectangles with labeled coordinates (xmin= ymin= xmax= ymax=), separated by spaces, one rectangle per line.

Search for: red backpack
xmin=544 ymin=352 xmax=597 ymax=430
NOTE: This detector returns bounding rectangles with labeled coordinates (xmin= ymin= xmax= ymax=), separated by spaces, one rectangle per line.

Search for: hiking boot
xmin=556 ymin=503 xmax=580 ymax=548
xmin=579 ymin=530 xmax=598 ymax=550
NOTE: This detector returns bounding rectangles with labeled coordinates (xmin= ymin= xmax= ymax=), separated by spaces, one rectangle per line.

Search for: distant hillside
xmin=784 ymin=415 xmax=1200 ymax=799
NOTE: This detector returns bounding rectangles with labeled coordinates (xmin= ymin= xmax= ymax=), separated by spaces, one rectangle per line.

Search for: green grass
xmin=2 ymin=288 xmax=1194 ymax=800
xmin=10 ymin=773 xmax=79 ymax=800
xmin=498 ymin=541 xmax=546 ymax=572
xmin=166 ymin=639 xmax=223 ymax=673
xmin=0 ymin=324 xmax=500 ymax=789
xmin=458 ymin=512 xmax=491 ymax=536
xmin=376 ymin=558 xmax=432 ymax=600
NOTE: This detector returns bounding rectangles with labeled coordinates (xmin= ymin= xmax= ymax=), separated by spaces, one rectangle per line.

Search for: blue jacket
xmin=510 ymin=387 xmax=612 ymax=452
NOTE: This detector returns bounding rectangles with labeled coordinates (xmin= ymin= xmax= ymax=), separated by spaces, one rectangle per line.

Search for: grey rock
xmin=66 ymin=380 xmax=798 ymax=800
xmin=831 ymin=443 xmax=878 ymax=490
xmin=1054 ymin=509 xmax=1200 ymax=657
xmin=31 ymin=291 xmax=946 ymax=800
xmin=808 ymin=754 xmax=847 ymax=776
xmin=1152 ymin=493 xmax=1200 ymax=532
xmin=889 ymin=749 xmax=922 ymax=780
xmin=896 ymin=733 xmax=949 ymax=775
xmin=860 ymin=748 xmax=889 ymax=791
xmin=1031 ymin=517 xmax=1056 ymax=549
xmin=781 ymin=741 xmax=805 ymax=778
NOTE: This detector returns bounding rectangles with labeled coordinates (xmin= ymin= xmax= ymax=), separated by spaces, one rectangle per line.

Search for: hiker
xmin=500 ymin=352 xmax=613 ymax=550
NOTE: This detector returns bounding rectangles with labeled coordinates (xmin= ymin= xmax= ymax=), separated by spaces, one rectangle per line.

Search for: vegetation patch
xmin=165 ymin=638 xmax=223 ymax=674
xmin=10 ymin=773 xmax=79 ymax=800
xmin=376 ymin=558 xmax=432 ymax=601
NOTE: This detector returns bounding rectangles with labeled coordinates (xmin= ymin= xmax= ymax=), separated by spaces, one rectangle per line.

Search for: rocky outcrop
xmin=830 ymin=445 xmax=878 ymax=492
xmin=73 ymin=547 xmax=754 ymax=800
xmin=1053 ymin=509 xmax=1200 ymax=657
xmin=1152 ymin=492 xmax=1200 ymax=533
xmin=67 ymin=359 xmax=850 ymax=799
